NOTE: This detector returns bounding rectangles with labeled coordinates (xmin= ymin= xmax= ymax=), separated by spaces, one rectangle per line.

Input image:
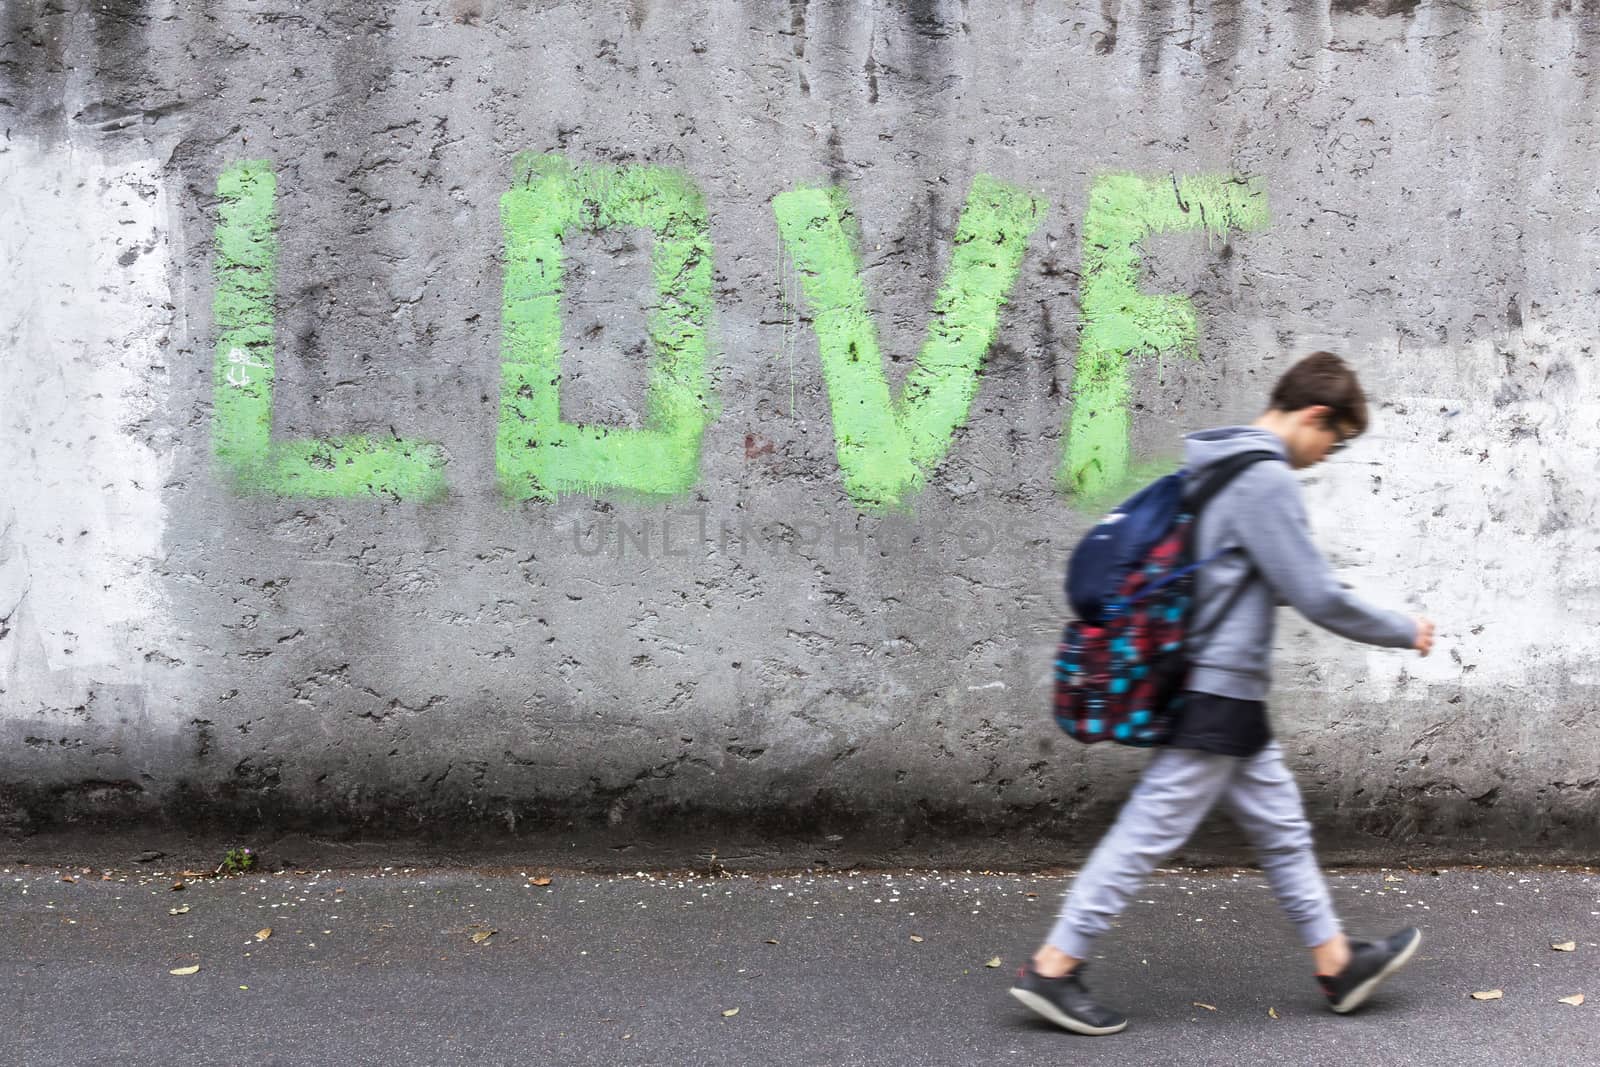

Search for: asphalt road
xmin=4 ymin=861 xmax=1595 ymax=1066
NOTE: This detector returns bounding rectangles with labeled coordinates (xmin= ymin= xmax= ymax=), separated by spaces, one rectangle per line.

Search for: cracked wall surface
xmin=2 ymin=0 xmax=1599 ymax=862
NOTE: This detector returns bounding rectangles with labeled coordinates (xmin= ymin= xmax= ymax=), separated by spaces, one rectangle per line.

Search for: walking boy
xmin=1012 ymin=352 xmax=1436 ymax=1035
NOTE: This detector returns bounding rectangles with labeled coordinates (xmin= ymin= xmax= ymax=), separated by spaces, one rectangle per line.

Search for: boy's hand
xmin=1412 ymin=616 xmax=1435 ymax=657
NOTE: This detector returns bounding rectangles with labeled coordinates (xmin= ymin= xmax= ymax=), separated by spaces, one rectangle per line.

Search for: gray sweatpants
xmin=1047 ymin=741 xmax=1341 ymax=958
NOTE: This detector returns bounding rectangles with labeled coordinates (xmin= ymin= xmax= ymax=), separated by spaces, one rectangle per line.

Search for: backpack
xmin=1053 ymin=451 xmax=1279 ymax=746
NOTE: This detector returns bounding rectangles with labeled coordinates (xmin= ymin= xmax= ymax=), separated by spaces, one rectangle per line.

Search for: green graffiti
xmin=497 ymin=153 xmax=716 ymax=502
xmin=212 ymin=162 xmax=448 ymax=500
xmin=773 ymin=176 xmax=1046 ymax=511
xmin=1061 ymin=174 xmax=1269 ymax=500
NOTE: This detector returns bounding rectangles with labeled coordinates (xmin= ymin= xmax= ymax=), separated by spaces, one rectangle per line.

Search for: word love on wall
xmin=212 ymin=154 xmax=1268 ymax=511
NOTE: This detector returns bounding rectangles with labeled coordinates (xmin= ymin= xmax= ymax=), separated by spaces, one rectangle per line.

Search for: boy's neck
xmin=1252 ymin=410 xmax=1295 ymax=446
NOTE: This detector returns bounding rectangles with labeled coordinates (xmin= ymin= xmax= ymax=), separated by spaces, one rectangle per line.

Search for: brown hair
xmin=1269 ymin=352 xmax=1369 ymax=437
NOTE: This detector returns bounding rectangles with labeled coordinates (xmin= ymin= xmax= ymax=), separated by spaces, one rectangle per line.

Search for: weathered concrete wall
xmin=2 ymin=0 xmax=1598 ymax=862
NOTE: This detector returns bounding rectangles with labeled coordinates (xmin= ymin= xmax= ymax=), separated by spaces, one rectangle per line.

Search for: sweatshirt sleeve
xmin=1227 ymin=465 xmax=1419 ymax=649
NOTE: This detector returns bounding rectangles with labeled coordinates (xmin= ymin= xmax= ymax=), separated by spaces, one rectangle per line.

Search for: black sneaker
xmin=1009 ymin=962 xmax=1129 ymax=1035
xmin=1318 ymin=927 xmax=1423 ymax=1014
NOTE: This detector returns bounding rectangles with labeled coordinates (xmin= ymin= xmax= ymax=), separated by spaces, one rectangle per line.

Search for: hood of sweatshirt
xmin=1183 ymin=426 xmax=1289 ymax=473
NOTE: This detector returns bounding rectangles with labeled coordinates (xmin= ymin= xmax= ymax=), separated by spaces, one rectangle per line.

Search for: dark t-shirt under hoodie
xmin=1171 ymin=427 xmax=1418 ymax=757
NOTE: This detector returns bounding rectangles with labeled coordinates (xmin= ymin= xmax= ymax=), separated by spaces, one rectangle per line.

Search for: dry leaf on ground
xmin=1384 ymin=875 xmax=1403 ymax=883
xmin=168 ymin=905 xmax=190 ymax=916
xmin=1558 ymin=994 xmax=1585 ymax=1006
xmin=909 ymin=935 xmax=924 ymax=943
xmin=1268 ymin=1007 xmax=1279 ymax=1019
xmin=255 ymin=928 xmax=272 ymax=941
xmin=169 ymin=965 xmax=200 ymax=976
xmin=764 ymin=939 xmax=779 ymax=945
xmin=1470 ymin=989 xmax=1504 ymax=1001
xmin=471 ymin=931 xmax=495 ymax=945
xmin=170 ymin=881 xmax=186 ymax=891
xmin=530 ymin=878 xmax=552 ymax=887
xmin=721 ymin=1008 xmax=739 ymax=1017
xmin=1193 ymin=1002 xmax=1217 ymax=1011
xmin=1553 ymin=941 xmax=1577 ymax=952
xmin=984 ymin=957 xmax=1002 ymax=968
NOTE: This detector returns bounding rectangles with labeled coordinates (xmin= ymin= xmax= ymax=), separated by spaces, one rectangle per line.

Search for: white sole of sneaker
xmin=1009 ymin=987 xmax=1129 ymax=1036
xmin=1331 ymin=929 xmax=1423 ymax=1014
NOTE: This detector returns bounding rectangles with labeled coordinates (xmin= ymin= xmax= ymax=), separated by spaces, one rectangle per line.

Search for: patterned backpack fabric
xmin=1053 ymin=451 xmax=1278 ymax=746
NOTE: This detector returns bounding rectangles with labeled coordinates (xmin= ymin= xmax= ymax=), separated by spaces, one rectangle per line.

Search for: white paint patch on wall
xmin=1291 ymin=324 xmax=1600 ymax=699
xmin=0 ymin=141 xmax=174 ymax=688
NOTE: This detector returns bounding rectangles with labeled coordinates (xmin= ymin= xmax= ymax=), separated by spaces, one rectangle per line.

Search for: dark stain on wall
xmin=1203 ymin=0 xmax=1245 ymax=71
xmin=789 ymin=0 xmax=810 ymax=96
xmin=1093 ymin=0 xmax=1120 ymax=55
xmin=82 ymin=0 xmax=161 ymax=133
xmin=864 ymin=32 xmax=880 ymax=104
xmin=0 ymin=0 xmax=72 ymax=133
xmin=1138 ymin=0 xmax=1173 ymax=75
xmin=825 ymin=123 xmax=848 ymax=186
xmin=1331 ymin=0 xmax=1424 ymax=16
xmin=86 ymin=0 xmax=151 ymax=60
xmin=897 ymin=0 xmax=958 ymax=94
xmin=902 ymin=0 xmax=953 ymax=39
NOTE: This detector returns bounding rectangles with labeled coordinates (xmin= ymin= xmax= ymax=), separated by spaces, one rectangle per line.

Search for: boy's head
xmin=1258 ymin=351 xmax=1368 ymax=469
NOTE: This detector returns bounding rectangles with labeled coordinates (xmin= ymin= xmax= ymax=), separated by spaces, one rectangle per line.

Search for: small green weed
xmin=217 ymin=846 xmax=258 ymax=876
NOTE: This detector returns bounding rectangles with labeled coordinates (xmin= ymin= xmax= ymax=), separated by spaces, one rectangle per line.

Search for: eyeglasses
xmin=1324 ymin=424 xmax=1352 ymax=455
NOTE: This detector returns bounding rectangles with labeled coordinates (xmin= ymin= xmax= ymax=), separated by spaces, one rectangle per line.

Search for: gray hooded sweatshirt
xmin=1185 ymin=426 xmax=1418 ymax=701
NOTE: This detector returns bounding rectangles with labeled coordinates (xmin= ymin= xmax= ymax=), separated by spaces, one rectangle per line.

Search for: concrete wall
xmin=3 ymin=0 xmax=1598 ymax=863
